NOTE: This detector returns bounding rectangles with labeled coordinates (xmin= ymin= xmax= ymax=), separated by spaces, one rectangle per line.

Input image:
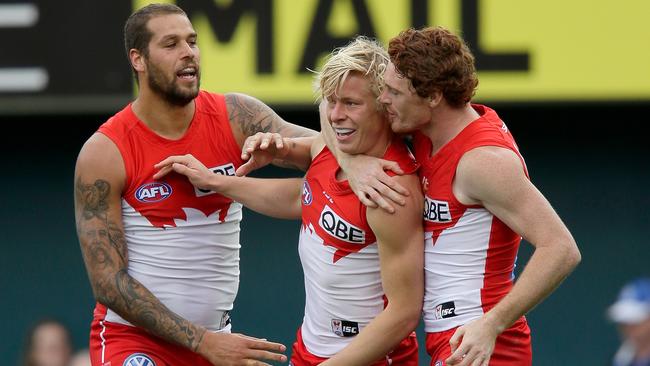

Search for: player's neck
xmin=422 ymin=103 xmax=479 ymax=156
xmin=132 ymin=89 xmax=196 ymax=140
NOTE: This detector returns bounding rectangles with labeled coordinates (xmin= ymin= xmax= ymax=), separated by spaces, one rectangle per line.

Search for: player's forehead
xmin=337 ymin=73 xmax=374 ymax=99
xmin=147 ymin=13 xmax=195 ymax=41
xmin=384 ymin=63 xmax=406 ymax=89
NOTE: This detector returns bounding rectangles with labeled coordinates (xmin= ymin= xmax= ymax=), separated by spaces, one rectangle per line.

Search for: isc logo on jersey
xmin=135 ymin=182 xmax=172 ymax=203
xmin=331 ymin=319 xmax=359 ymax=337
xmin=195 ymin=163 xmax=236 ymax=197
xmin=423 ymin=196 xmax=452 ymax=223
xmin=319 ymin=205 xmax=365 ymax=244
xmin=434 ymin=301 xmax=458 ymax=320
xmin=302 ymin=180 xmax=312 ymax=205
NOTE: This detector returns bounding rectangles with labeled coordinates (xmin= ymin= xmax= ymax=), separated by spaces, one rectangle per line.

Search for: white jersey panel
xmin=423 ymin=208 xmax=493 ymax=332
xmin=299 ymin=223 xmax=384 ymax=358
xmin=105 ymin=199 xmax=242 ymax=331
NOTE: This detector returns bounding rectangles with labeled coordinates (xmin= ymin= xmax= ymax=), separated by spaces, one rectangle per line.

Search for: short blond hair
xmin=315 ymin=36 xmax=389 ymax=106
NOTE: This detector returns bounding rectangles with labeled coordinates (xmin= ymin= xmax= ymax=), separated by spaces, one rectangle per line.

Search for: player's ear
xmin=130 ymin=49 xmax=145 ymax=73
xmin=428 ymin=90 xmax=443 ymax=108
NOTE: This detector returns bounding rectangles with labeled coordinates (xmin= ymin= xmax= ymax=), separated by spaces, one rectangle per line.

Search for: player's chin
xmin=390 ymin=120 xmax=411 ymax=134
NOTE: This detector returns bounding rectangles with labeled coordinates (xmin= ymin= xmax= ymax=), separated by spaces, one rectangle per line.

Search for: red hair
xmin=388 ymin=26 xmax=478 ymax=108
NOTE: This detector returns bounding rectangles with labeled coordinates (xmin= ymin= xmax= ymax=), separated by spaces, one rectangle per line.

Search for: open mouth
xmin=177 ymin=66 xmax=197 ymax=80
xmin=334 ymin=127 xmax=355 ymax=138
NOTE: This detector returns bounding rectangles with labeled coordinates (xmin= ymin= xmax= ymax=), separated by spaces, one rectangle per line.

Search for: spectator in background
xmin=68 ymin=349 xmax=91 ymax=366
xmin=21 ymin=319 xmax=72 ymax=366
xmin=608 ymin=277 xmax=650 ymax=366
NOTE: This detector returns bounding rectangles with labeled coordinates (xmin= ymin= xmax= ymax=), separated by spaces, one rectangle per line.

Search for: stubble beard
xmin=146 ymin=60 xmax=200 ymax=107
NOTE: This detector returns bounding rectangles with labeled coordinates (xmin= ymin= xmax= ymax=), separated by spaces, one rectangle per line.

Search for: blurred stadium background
xmin=1 ymin=0 xmax=648 ymax=364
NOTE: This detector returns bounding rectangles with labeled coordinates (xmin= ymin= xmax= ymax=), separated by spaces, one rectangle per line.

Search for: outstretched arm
xmin=225 ymin=93 xmax=317 ymax=173
xmin=319 ymin=100 xmax=409 ymax=213
xmin=75 ymin=134 xmax=287 ymax=366
xmin=154 ymin=154 xmax=303 ymax=220
xmin=226 ymin=92 xmax=316 ymax=145
xmin=445 ymin=146 xmax=581 ymax=366
xmin=322 ymin=174 xmax=424 ymax=366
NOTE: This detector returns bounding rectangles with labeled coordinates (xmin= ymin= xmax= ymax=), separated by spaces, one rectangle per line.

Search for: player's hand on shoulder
xmin=236 ymin=132 xmax=289 ymax=176
xmin=153 ymin=154 xmax=216 ymax=191
xmin=344 ymin=154 xmax=408 ymax=214
xmin=196 ymin=331 xmax=287 ymax=366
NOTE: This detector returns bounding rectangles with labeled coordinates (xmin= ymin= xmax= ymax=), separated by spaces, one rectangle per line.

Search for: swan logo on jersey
xmin=434 ymin=301 xmax=458 ymax=320
xmin=135 ymin=182 xmax=172 ymax=203
xmin=331 ymin=319 xmax=359 ymax=337
xmin=319 ymin=205 xmax=365 ymax=244
xmin=424 ymin=196 xmax=452 ymax=223
xmin=123 ymin=353 xmax=156 ymax=366
xmin=196 ymin=163 xmax=236 ymax=197
xmin=302 ymin=180 xmax=312 ymax=205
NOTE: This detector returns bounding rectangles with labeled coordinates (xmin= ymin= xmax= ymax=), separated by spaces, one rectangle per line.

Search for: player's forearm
xmin=319 ymin=102 xmax=362 ymax=176
xmin=484 ymin=241 xmax=580 ymax=333
xmin=212 ymin=175 xmax=302 ymax=219
xmin=325 ymin=238 xmax=423 ymax=364
xmin=100 ymin=268 xmax=207 ymax=351
xmin=271 ymin=136 xmax=315 ymax=171
xmin=275 ymin=120 xmax=318 ymax=138
xmin=78 ymin=222 xmax=206 ymax=352
xmin=324 ymin=303 xmax=420 ymax=366
xmin=320 ymin=110 xmax=346 ymax=164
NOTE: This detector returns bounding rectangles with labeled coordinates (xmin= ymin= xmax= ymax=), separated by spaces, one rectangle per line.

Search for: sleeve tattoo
xmin=225 ymin=93 xmax=315 ymax=138
xmin=74 ymin=177 xmax=205 ymax=351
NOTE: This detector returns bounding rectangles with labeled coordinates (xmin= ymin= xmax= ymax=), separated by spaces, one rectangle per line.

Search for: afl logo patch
xmin=135 ymin=182 xmax=172 ymax=203
xmin=302 ymin=180 xmax=313 ymax=205
xmin=123 ymin=353 xmax=156 ymax=366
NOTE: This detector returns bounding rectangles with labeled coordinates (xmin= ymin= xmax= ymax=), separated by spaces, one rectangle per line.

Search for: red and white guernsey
xmin=297 ymin=139 xmax=418 ymax=358
xmin=96 ymin=91 xmax=244 ymax=332
xmin=414 ymin=104 xmax=529 ymax=333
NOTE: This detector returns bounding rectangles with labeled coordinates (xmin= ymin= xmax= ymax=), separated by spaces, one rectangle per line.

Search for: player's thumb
xmin=235 ymin=160 xmax=256 ymax=177
xmin=448 ymin=327 xmax=464 ymax=353
xmin=381 ymin=159 xmax=403 ymax=175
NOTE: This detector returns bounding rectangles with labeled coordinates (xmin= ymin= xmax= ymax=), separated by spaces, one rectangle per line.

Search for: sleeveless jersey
xmin=297 ymin=138 xmax=418 ymax=357
xmin=95 ymin=91 xmax=244 ymax=331
xmin=413 ymin=104 xmax=529 ymax=332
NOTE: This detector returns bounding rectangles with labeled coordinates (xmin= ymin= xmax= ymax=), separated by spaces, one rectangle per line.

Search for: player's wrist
xmin=483 ymin=310 xmax=507 ymax=335
xmin=193 ymin=326 xmax=209 ymax=354
xmin=278 ymin=137 xmax=295 ymax=159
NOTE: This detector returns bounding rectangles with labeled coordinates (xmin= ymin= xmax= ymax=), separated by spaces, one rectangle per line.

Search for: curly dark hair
xmin=388 ymin=26 xmax=478 ymax=108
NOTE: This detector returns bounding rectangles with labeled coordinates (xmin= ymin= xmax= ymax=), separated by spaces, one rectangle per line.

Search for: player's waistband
xmin=94 ymin=303 xmax=232 ymax=332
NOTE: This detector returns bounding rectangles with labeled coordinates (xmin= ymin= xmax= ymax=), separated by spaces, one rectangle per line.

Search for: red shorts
xmin=290 ymin=326 xmax=419 ymax=366
xmin=89 ymin=305 xmax=211 ymax=366
xmin=425 ymin=317 xmax=532 ymax=366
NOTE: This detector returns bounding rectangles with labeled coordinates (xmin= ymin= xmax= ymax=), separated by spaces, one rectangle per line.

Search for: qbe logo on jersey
xmin=135 ymin=182 xmax=172 ymax=203
xmin=319 ymin=205 xmax=365 ymax=244
xmin=195 ymin=163 xmax=236 ymax=197
xmin=123 ymin=353 xmax=156 ymax=366
xmin=423 ymin=196 xmax=452 ymax=223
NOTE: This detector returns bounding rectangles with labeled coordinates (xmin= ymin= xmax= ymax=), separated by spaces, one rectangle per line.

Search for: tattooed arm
xmin=225 ymin=93 xmax=317 ymax=170
xmin=74 ymin=133 xmax=286 ymax=365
